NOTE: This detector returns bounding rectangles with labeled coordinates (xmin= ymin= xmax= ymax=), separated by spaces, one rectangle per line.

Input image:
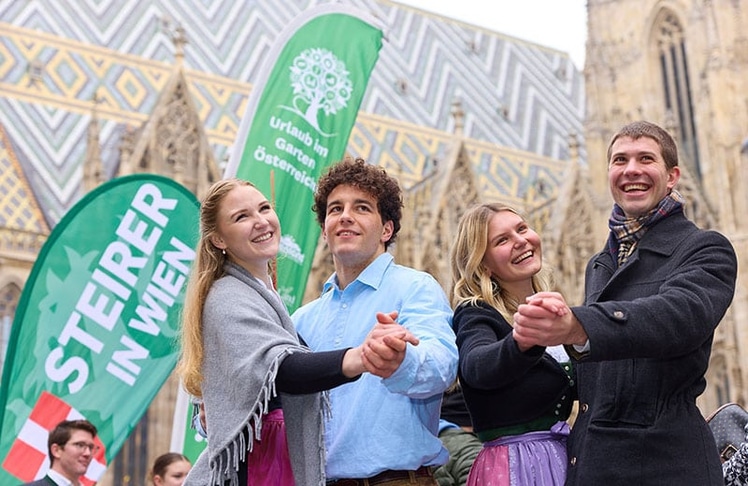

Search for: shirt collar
xmin=323 ymin=252 xmax=393 ymax=293
xmin=47 ymin=469 xmax=75 ymax=486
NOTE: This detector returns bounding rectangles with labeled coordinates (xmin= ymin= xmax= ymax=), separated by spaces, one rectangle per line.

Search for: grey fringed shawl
xmin=184 ymin=262 xmax=327 ymax=486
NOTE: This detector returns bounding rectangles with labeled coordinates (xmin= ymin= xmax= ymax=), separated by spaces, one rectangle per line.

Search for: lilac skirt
xmin=247 ymin=409 xmax=295 ymax=486
xmin=466 ymin=421 xmax=569 ymax=486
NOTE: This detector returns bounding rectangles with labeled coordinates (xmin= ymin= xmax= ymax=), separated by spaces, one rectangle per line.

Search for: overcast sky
xmin=393 ymin=0 xmax=588 ymax=69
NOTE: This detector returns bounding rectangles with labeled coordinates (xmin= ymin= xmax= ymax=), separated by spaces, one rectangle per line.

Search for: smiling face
xmin=608 ymin=136 xmax=680 ymax=218
xmin=481 ymin=210 xmax=542 ymax=300
xmin=51 ymin=429 xmax=95 ymax=481
xmin=322 ymin=184 xmax=393 ymax=279
xmin=210 ymin=184 xmax=280 ymax=278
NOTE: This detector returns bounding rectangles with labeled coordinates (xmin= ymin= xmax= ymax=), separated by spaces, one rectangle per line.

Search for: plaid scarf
xmin=608 ymin=190 xmax=685 ymax=267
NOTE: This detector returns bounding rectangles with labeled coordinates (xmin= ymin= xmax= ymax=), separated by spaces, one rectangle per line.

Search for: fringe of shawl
xmin=317 ymin=390 xmax=332 ymax=485
xmin=207 ymin=349 xmax=287 ymax=486
xmin=206 ymin=349 xmax=330 ymax=486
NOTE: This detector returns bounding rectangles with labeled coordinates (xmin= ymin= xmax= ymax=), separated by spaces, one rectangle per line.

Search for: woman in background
xmin=150 ymin=453 xmax=191 ymax=486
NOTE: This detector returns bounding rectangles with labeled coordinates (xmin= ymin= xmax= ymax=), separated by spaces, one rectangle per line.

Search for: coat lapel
xmin=586 ymin=213 xmax=692 ymax=303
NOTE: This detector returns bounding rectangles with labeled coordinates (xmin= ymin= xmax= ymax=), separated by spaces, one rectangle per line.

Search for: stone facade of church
xmin=582 ymin=0 xmax=748 ymax=415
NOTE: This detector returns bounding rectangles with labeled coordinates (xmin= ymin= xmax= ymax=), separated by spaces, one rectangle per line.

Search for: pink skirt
xmin=247 ymin=409 xmax=295 ymax=486
xmin=466 ymin=421 xmax=569 ymax=486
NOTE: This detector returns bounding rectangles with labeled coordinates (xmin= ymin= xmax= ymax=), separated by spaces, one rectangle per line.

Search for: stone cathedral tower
xmin=583 ymin=0 xmax=748 ymax=412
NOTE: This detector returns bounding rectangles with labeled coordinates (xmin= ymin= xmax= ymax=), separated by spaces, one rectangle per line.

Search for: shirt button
xmin=342 ymin=304 xmax=348 ymax=309
xmin=613 ymin=310 xmax=624 ymax=319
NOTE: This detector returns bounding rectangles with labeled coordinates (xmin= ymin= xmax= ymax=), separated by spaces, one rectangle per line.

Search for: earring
xmin=221 ymin=249 xmax=226 ymax=255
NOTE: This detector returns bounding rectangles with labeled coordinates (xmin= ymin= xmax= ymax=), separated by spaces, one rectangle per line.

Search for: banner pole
xmin=170 ymin=384 xmax=190 ymax=453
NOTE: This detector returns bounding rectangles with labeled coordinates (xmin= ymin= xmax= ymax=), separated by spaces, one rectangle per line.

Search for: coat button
xmin=570 ymin=456 xmax=577 ymax=466
xmin=581 ymin=403 xmax=589 ymax=413
xmin=613 ymin=310 xmax=624 ymax=319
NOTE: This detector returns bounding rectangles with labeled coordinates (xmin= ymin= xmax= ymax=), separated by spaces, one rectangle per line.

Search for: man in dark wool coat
xmin=513 ymin=120 xmax=737 ymax=485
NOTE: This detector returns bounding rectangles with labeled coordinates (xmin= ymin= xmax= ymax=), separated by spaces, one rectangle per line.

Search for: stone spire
xmin=451 ymin=99 xmax=464 ymax=136
xmin=172 ymin=25 xmax=187 ymax=65
xmin=118 ymin=25 xmax=219 ymax=198
xmin=83 ymin=91 xmax=103 ymax=192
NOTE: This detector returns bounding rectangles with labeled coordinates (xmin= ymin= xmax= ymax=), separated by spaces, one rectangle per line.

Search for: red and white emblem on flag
xmin=2 ymin=391 xmax=106 ymax=485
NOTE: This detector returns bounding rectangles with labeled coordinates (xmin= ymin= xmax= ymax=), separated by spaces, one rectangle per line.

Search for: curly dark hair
xmin=313 ymin=157 xmax=403 ymax=249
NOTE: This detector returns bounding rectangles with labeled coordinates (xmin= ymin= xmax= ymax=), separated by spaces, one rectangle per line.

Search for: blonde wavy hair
xmin=176 ymin=178 xmax=257 ymax=397
xmin=449 ymin=203 xmax=555 ymax=323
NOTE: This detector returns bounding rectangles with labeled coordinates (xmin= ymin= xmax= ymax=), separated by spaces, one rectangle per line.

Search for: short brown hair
xmin=313 ymin=157 xmax=403 ymax=249
xmin=48 ymin=419 xmax=98 ymax=465
xmin=606 ymin=121 xmax=679 ymax=169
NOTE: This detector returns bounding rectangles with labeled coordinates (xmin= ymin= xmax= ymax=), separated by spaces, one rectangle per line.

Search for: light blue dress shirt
xmin=292 ymin=252 xmax=458 ymax=480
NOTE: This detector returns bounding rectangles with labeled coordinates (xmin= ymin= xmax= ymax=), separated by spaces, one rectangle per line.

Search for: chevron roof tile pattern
xmin=0 ymin=123 xmax=50 ymax=257
xmin=0 ymin=0 xmax=584 ymax=224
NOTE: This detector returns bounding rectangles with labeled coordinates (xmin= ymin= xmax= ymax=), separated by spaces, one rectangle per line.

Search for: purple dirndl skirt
xmin=247 ymin=409 xmax=295 ymax=486
xmin=466 ymin=421 xmax=569 ymax=486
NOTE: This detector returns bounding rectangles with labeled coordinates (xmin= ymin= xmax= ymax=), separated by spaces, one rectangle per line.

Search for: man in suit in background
xmin=23 ymin=419 xmax=98 ymax=486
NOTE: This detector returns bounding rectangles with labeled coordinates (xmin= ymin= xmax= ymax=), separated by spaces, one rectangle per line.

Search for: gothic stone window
xmin=656 ymin=11 xmax=701 ymax=178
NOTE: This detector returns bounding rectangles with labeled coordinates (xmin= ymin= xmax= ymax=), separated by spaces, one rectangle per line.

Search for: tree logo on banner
xmin=284 ymin=47 xmax=352 ymax=136
xmin=224 ymin=4 xmax=384 ymax=313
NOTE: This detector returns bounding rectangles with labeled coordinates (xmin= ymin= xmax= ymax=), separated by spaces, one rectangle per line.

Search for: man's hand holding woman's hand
xmin=512 ymin=292 xmax=587 ymax=351
xmin=360 ymin=311 xmax=419 ymax=378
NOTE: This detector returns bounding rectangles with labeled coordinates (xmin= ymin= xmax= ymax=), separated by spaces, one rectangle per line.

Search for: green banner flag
xmin=0 ymin=175 xmax=199 ymax=484
xmin=224 ymin=4 xmax=384 ymax=313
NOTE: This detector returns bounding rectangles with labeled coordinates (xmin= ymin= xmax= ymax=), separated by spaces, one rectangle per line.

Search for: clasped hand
xmin=361 ymin=311 xmax=419 ymax=378
xmin=512 ymin=291 xmax=580 ymax=351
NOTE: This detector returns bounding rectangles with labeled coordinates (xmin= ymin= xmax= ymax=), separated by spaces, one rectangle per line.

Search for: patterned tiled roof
xmin=0 ymin=126 xmax=48 ymax=233
xmin=0 ymin=124 xmax=50 ymax=256
xmin=0 ymin=0 xmax=584 ymax=224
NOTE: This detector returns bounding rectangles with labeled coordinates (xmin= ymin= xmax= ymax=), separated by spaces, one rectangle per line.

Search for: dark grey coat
xmin=566 ymin=211 xmax=737 ymax=485
xmin=22 ymin=476 xmax=55 ymax=486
